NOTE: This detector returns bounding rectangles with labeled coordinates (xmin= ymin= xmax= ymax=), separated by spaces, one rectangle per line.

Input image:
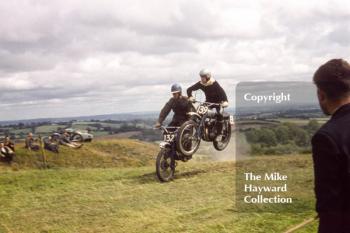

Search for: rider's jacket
xmin=158 ymin=96 xmax=190 ymax=125
xmin=187 ymin=77 xmax=228 ymax=103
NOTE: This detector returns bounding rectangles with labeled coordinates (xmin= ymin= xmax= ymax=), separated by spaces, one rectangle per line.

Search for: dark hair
xmin=313 ymin=59 xmax=350 ymax=100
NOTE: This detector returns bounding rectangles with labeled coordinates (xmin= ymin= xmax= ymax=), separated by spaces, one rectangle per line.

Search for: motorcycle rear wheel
xmin=213 ymin=120 xmax=231 ymax=151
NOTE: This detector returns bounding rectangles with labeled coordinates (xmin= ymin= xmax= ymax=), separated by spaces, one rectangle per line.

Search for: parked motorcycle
xmin=50 ymin=132 xmax=83 ymax=149
xmin=64 ymin=128 xmax=93 ymax=142
xmin=176 ymin=101 xmax=234 ymax=156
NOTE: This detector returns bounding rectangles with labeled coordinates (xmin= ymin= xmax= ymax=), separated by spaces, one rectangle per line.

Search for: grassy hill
xmin=0 ymin=150 xmax=318 ymax=232
xmin=6 ymin=139 xmax=158 ymax=169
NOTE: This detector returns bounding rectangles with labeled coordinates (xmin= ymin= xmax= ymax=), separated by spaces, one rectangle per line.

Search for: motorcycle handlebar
xmin=154 ymin=126 xmax=180 ymax=133
xmin=193 ymin=100 xmax=222 ymax=107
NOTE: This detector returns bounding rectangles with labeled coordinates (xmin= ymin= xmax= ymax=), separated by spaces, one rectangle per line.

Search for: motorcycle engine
xmin=204 ymin=118 xmax=217 ymax=141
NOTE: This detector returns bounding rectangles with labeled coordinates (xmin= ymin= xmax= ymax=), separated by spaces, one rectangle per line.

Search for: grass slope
xmin=0 ymin=154 xmax=318 ymax=233
xmin=7 ymin=139 xmax=158 ymax=169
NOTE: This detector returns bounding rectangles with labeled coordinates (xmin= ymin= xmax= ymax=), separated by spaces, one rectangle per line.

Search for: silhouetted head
xmin=313 ymin=59 xmax=350 ymax=115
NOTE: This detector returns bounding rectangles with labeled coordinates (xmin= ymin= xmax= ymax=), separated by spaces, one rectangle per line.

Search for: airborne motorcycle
xmin=155 ymin=126 xmax=192 ymax=182
xmin=176 ymin=101 xmax=234 ymax=156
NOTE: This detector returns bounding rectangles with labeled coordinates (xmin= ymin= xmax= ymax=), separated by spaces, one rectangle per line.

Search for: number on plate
xmin=197 ymin=106 xmax=208 ymax=115
xmin=163 ymin=133 xmax=175 ymax=142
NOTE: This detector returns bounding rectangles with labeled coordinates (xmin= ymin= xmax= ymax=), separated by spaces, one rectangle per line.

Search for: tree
xmin=259 ymin=128 xmax=277 ymax=147
xmin=306 ymin=119 xmax=320 ymax=135
xmin=274 ymin=125 xmax=290 ymax=144
xmin=245 ymin=129 xmax=259 ymax=143
xmin=294 ymin=128 xmax=310 ymax=147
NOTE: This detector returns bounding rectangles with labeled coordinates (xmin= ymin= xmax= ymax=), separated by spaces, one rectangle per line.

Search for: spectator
xmin=25 ymin=133 xmax=40 ymax=151
xmin=43 ymin=136 xmax=59 ymax=153
xmin=312 ymin=58 xmax=350 ymax=232
xmin=4 ymin=136 xmax=15 ymax=152
xmin=0 ymin=137 xmax=15 ymax=163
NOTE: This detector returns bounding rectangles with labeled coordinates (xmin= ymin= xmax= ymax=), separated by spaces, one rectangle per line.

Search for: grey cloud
xmin=0 ymin=0 xmax=349 ymax=121
xmin=327 ymin=25 xmax=350 ymax=46
xmin=0 ymin=50 xmax=59 ymax=72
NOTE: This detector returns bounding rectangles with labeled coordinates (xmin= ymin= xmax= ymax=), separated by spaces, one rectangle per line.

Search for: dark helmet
xmin=171 ymin=83 xmax=182 ymax=93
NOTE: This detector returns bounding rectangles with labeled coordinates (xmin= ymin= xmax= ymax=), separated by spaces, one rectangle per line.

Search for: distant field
xmin=9 ymin=128 xmax=32 ymax=135
xmin=0 ymin=121 xmax=133 ymax=139
xmin=36 ymin=125 xmax=67 ymax=133
xmin=236 ymin=119 xmax=279 ymax=130
xmin=275 ymin=117 xmax=328 ymax=126
xmin=95 ymin=131 xmax=142 ymax=140
xmin=236 ymin=117 xmax=328 ymax=131
xmin=71 ymin=124 xmax=98 ymax=131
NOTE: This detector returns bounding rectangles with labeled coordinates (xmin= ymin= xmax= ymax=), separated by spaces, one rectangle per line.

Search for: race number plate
xmin=197 ymin=105 xmax=209 ymax=115
xmin=163 ymin=133 xmax=175 ymax=142
xmin=229 ymin=115 xmax=234 ymax=125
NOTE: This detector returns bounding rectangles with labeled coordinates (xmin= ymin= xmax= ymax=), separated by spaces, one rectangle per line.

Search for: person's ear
xmin=317 ymin=88 xmax=327 ymax=102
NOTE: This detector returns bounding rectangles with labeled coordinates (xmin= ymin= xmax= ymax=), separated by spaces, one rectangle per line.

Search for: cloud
xmin=0 ymin=0 xmax=349 ymax=120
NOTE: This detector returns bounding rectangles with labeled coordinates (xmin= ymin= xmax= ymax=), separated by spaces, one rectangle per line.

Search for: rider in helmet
xmin=155 ymin=83 xmax=190 ymax=128
xmin=187 ymin=69 xmax=229 ymax=141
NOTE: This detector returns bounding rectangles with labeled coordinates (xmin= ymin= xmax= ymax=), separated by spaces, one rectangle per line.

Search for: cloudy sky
xmin=0 ymin=0 xmax=349 ymax=121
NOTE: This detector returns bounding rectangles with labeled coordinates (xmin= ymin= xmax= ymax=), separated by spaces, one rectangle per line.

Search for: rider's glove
xmin=221 ymin=101 xmax=229 ymax=108
xmin=154 ymin=122 xmax=161 ymax=128
xmin=188 ymin=96 xmax=195 ymax=102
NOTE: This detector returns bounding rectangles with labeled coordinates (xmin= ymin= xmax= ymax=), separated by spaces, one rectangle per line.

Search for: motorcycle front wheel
xmin=176 ymin=120 xmax=201 ymax=156
xmin=213 ymin=120 xmax=232 ymax=151
xmin=156 ymin=148 xmax=175 ymax=182
xmin=71 ymin=133 xmax=83 ymax=142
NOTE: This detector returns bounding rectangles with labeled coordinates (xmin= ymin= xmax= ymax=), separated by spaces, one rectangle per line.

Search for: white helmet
xmin=199 ymin=69 xmax=211 ymax=79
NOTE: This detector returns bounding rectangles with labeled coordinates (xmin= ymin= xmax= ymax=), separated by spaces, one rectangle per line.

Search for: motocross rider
xmin=155 ymin=83 xmax=190 ymax=128
xmin=186 ymin=69 xmax=229 ymax=141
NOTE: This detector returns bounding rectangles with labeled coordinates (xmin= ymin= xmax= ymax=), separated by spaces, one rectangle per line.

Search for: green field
xmin=9 ymin=128 xmax=32 ymax=135
xmin=0 ymin=145 xmax=318 ymax=233
xmin=36 ymin=125 xmax=68 ymax=134
xmin=274 ymin=118 xmax=328 ymax=126
xmin=0 ymin=121 xmax=131 ymax=140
